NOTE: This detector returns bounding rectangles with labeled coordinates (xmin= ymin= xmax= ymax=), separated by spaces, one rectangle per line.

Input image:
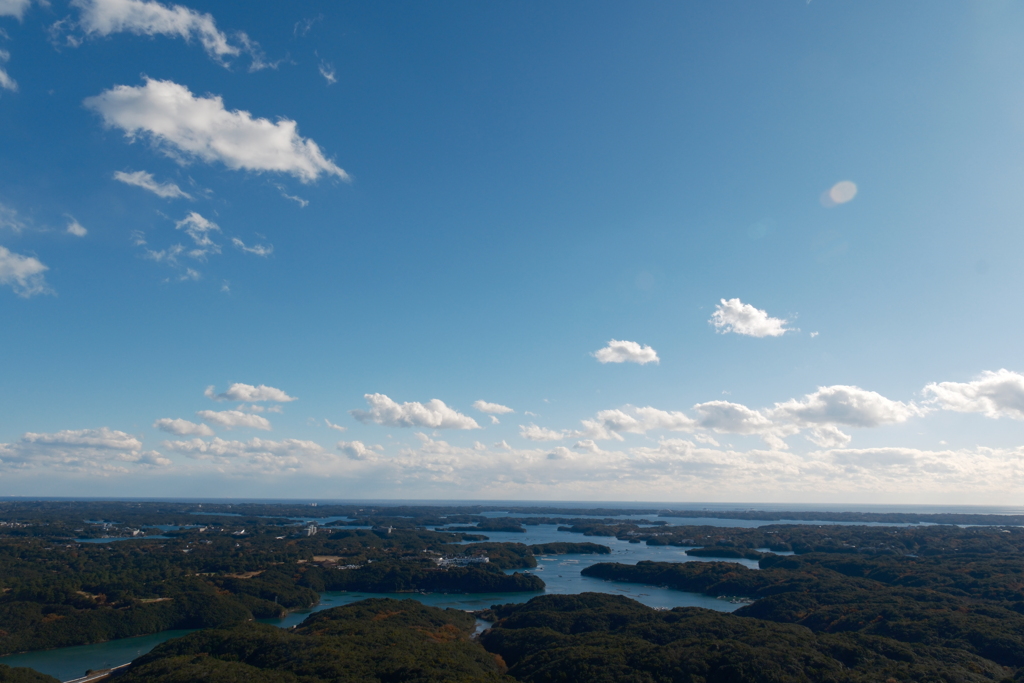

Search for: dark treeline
xmin=658 ymin=509 xmax=1024 ymax=526
xmin=5 ymin=500 xmax=1024 ymax=534
xmin=527 ymin=542 xmax=611 ymax=556
xmin=562 ymin=519 xmax=1024 ymax=557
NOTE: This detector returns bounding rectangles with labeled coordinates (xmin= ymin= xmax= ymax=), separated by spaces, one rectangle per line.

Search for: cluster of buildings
xmin=433 ymin=556 xmax=490 ymax=568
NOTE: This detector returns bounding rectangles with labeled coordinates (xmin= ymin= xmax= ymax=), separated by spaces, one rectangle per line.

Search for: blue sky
xmin=2 ymin=0 xmax=1024 ymax=503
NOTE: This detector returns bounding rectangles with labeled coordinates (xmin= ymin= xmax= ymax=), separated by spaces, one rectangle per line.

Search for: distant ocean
xmin=2 ymin=497 xmax=1023 ymax=516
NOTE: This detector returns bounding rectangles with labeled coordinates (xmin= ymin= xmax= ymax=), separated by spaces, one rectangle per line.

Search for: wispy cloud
xmin=0 ymin=245 xmax=52 ymax=297
xmin=143 ymin=243 xmax=185 ymax=265
xmin=0 ymin=0 xmax=32 ymax=20
xmin=114 ymin=170 xmax=191 ymax=199
xmin=0 ymin=202 xmax=25 ymax=232
xmin=175 ymin=211 xmax=220 ymax=258
xmin=293 ymin=14 xmax=322 ymax=37
xmin=231 ymin=237 xmax=272 ymax=256
xmin=0 ymin=48 xmax=16 ymax=92
xmin=65 ymin=215 xmax=88 ymax=237
xmin=275 ymin=185 xmax=309 ymax=208
xmin=318 ymin=59 xmax=336 ymax=85
xmin=69 ymin=0 xmax=268 ymax=69
xmin=85 ymin=78 xmax=349 ymax=183
xmin=324 ymin=419 xmax=347 ymax=433
xmin=473 ymin=400 xmax=514 ymax=414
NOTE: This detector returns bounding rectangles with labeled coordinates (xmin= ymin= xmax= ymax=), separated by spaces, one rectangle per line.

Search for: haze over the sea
xmin=1 ymin=1 xmax=1023 ymax=504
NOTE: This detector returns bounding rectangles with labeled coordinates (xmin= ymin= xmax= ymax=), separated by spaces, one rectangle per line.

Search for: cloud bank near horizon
xmin=2 ymin=371 xmax=1022 ymax=502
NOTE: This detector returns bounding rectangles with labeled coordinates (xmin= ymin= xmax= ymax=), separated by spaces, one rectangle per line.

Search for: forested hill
xmin=0 ymin=664 xmax=58 ymax=683
xmin=113 ymin=598 xmax=512 ymax=683
xmin=479 ymin=592 xmax=1013 ymax=682
xmin=582 ymin=556 xmax=1024 ymax=670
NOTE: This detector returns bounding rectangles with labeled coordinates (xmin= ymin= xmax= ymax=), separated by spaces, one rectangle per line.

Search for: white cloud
xmin=694 ymin=400 xmax=773 ymax=433
xmin=592 ymin=339 xmax=659 ymax=365
xmin=0 ymin=427 xmax=170 ymax=473
xmin=473 ymin=400 xmax=514 ymax=415
xmin=0 ymin=0 xmax=31 ymax=19
xmin=489 ymin=415 xmax=500 ymax=425
xmin=85 ymin=78 xmax=348 ymax=183
xmin=175 ymin=211 xmax=219 ymax=257
xmin=0 ymin=49 xmax=16 ymax=92
xmin=153 ymin=418 xmax=214 ymax=436
xmin=710 ymin=298 xmax=791 ymax=337
xmin=821 ymin=180 xmax=858 ymax=207
xmin=205 ymin=383 xmax=296 ymax=402
xmin=231 ymin=237 xmax=272 ymax=256
xmin=65 ymin=216 xmax=88 ymax=237
xmin=573 ymin=439 xmax=605 ymax=454
xmin=195 ymin=409 xmax=271 ymax=431
xmin=352 ymin=393 xmax=480 ymax=430
xmin=237 ymin=403 xmax=281 ymax=414
xmin=324 ymin=419 xmax=346 ymax=433
xmin=521 ymin=405 xmax=695 ymax=443
xmin=71 ymin=0 xmax=263 ymax=67
xmin=546 ymin=446 xmax=577 ymax=461
xmin=113 ymin=170 xmax=191 ymax=199
xmin=318 ymin=59 xmax=336 ymax=85
xmin=337 ymin=440 xmax=381 ymax=460
xmin=924 ymin=369 xmax=1024 ymax=420
xmin=693 ymin=400 xmax=790 ymax=449
xmin=0 ymin=245 xmax=52 ymax=297
xmin=805 ymin=424 xmax=851 ymax=448
xmin=692 ymin=433 xmax=720 ymax=447
xmin=316 ymin=432 xmax=1024 ymax=500
xmin=589 ymin=406 xmax=696 ymax=436
xmin=771 ymin=385 xmax=921 ymax=429
xmin=163 ymin=437 xmax=333 ymax=473
xmin=519 ymin=385 xmax=923 ymax=452
xmin=519 ymin=424 xmax=566 ymax=441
